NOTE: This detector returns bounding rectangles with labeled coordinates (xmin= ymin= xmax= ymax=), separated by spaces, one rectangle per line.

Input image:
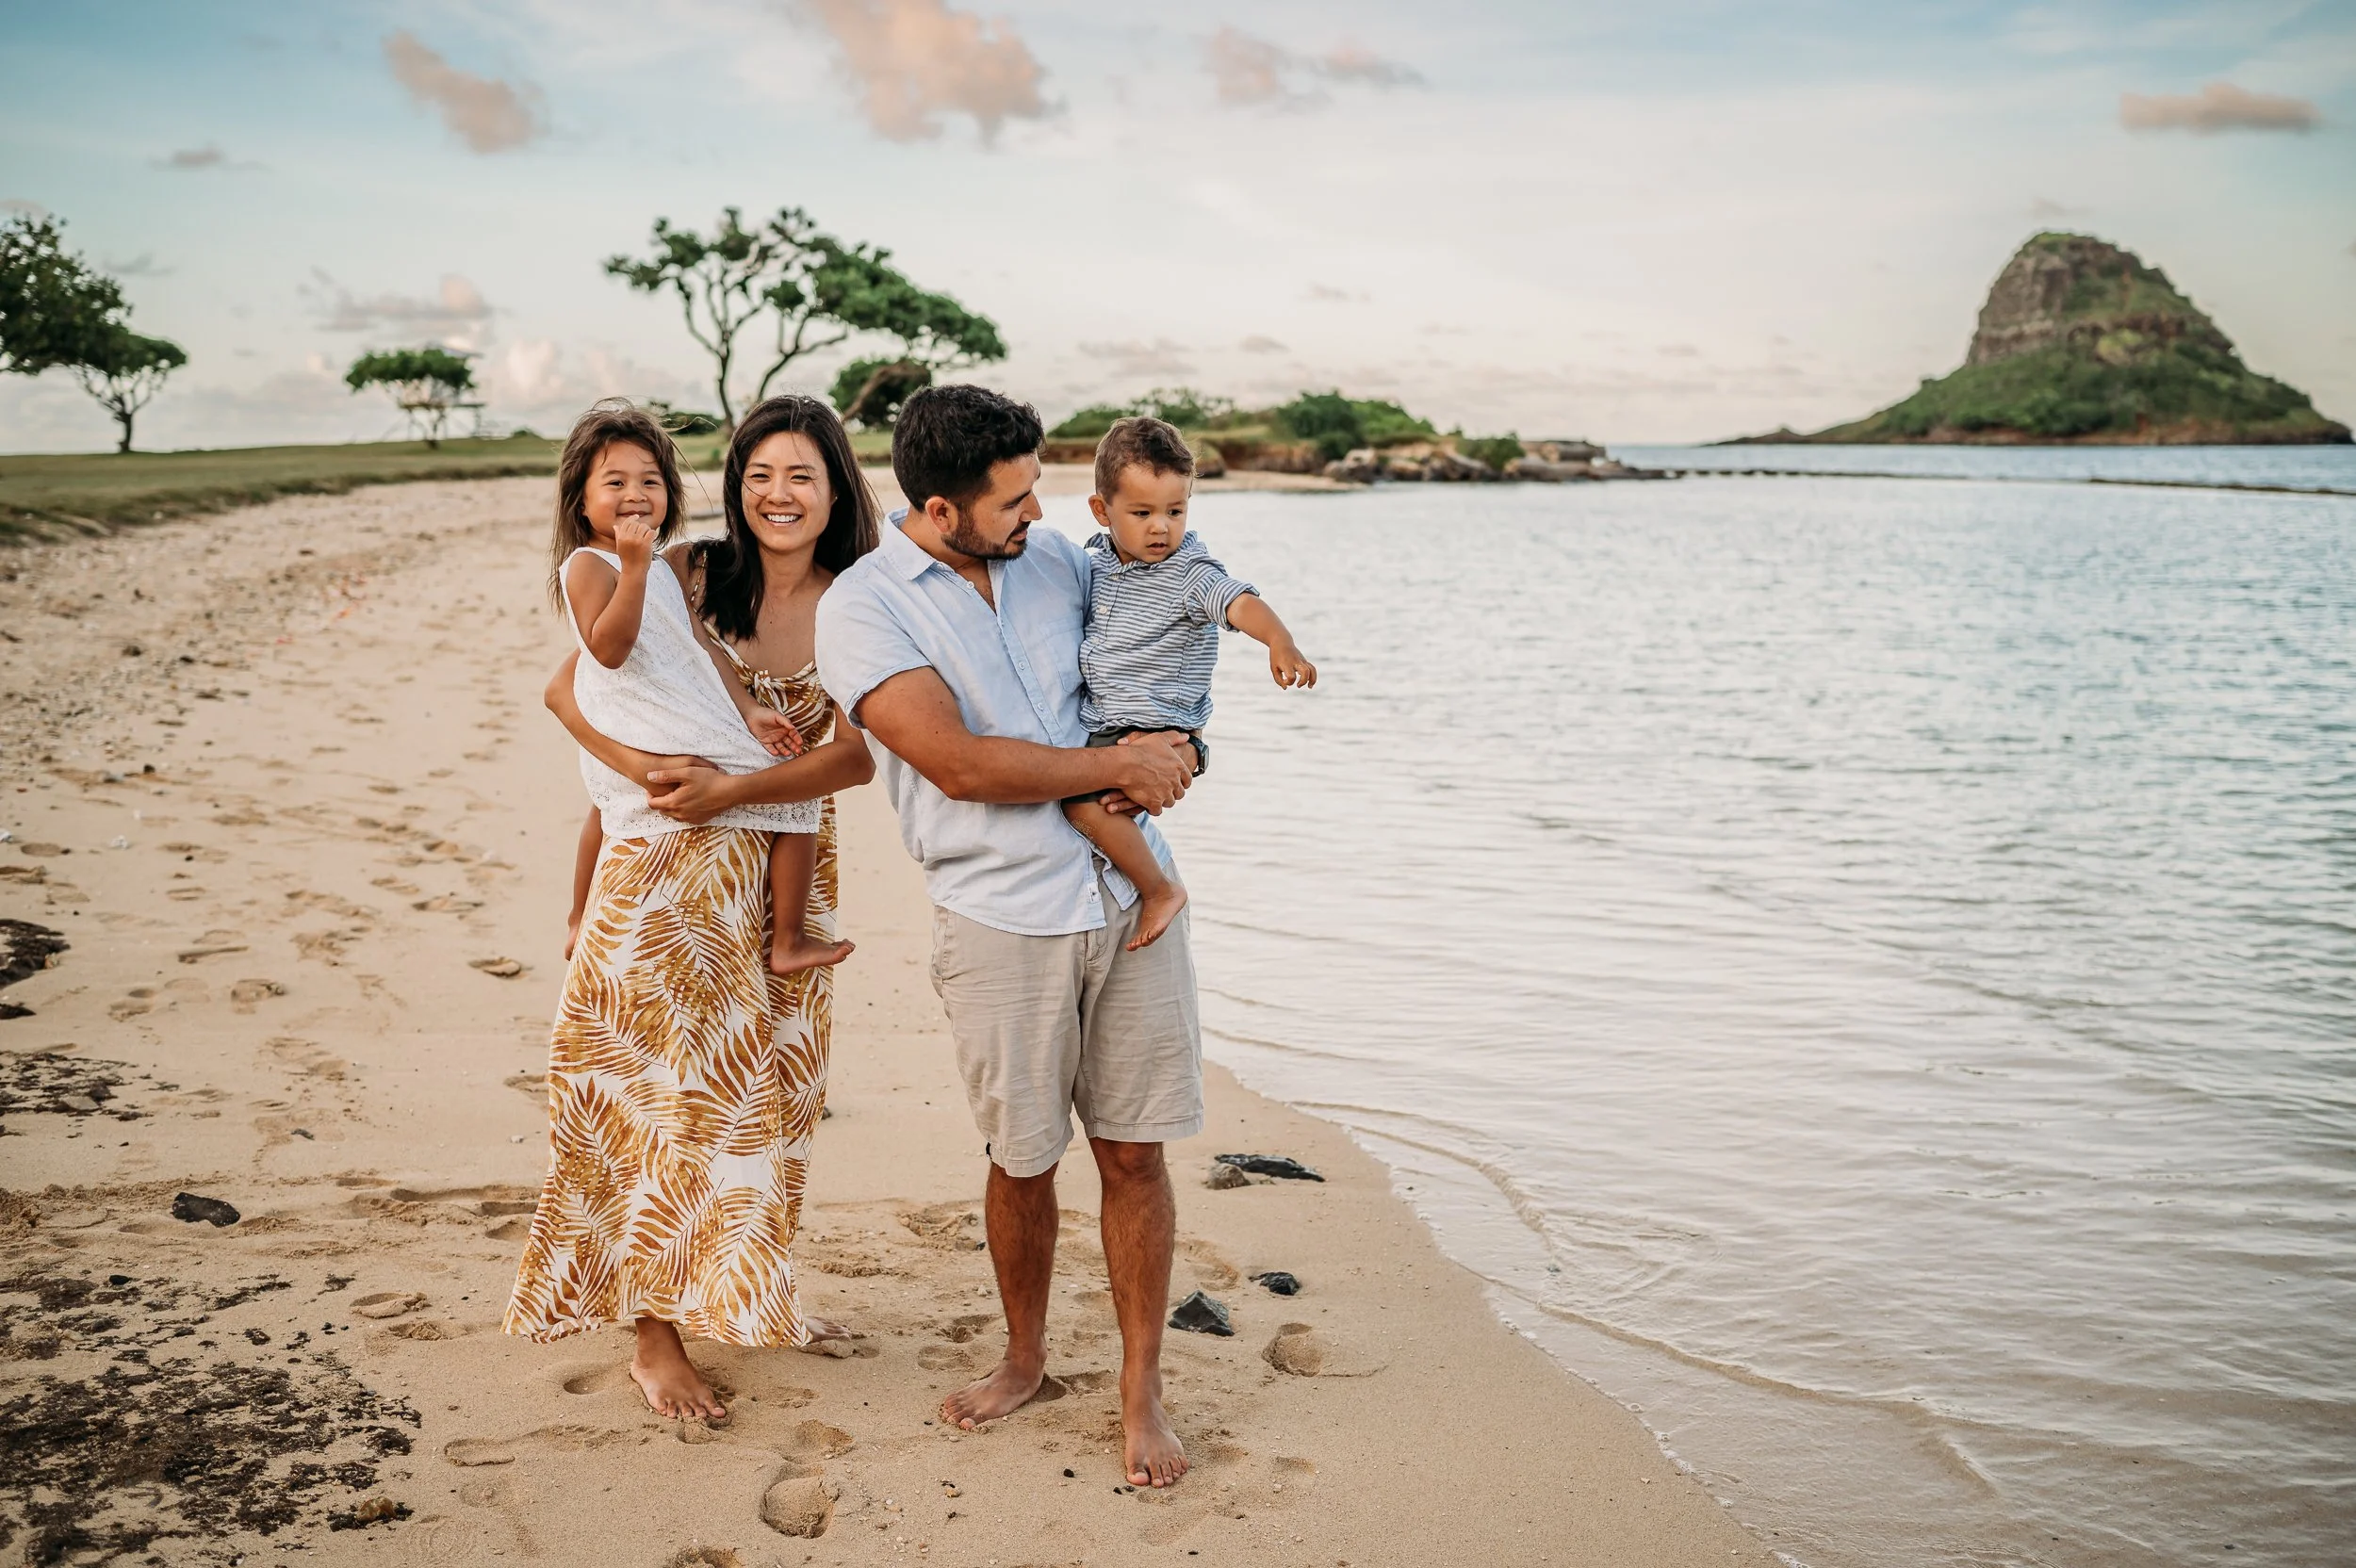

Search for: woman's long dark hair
xmin=692 ymin=395 xmax=879 ymax=643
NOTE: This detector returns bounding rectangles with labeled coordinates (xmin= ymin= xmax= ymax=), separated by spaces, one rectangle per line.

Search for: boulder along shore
xmin=0 ymin=467 xmax=1764 ymax=1567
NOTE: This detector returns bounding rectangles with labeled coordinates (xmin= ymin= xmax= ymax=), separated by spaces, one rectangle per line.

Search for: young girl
xmin=551 ymin=400 xmax=854 ymax=975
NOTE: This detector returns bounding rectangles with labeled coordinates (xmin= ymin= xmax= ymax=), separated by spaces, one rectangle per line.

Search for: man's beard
xmin=943 ymin=509 xmax=1028 ymax=560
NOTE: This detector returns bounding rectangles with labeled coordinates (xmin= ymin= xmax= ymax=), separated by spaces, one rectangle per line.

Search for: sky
xmin=2 ymin=0 xmax=2352 ymax=451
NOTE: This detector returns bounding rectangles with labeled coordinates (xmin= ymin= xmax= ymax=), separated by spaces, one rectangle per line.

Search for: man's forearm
xmin=921 ymin=734 xmax=1133 ymax=805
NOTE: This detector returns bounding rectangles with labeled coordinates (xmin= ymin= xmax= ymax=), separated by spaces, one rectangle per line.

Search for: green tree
xmin=829 ymin=356 xmax=931 ymax=430
xmin=345 ymin=346 xmax=477 ymax=447
xmin=74 ymin=326 xmax=187 ymax=453
xmin=1273 ymin=391 xmax=1365 ymax=461
xmin=607 ymin=205 xmax=1005 ymax=431
xmin=0 ymin=215 xmax=125 ymax=377
xmin=1136 ymin=388 xmax=1235 ymax=427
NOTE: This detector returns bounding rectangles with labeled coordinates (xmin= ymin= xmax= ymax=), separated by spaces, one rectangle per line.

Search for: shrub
xmin=1459 ymin=433 xmax=1524 ymax=469
xmin=1271 ymin=391 xmax=1364 ymax=461
xmin=1049 ymin=402 xmax=1135 ymax=439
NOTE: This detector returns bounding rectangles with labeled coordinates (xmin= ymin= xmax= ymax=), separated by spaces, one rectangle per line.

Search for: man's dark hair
xmin=1092 ymin=415 xmax=1195 ymax=500
xmin=892 ymin=384 xmax=1043 ymax=511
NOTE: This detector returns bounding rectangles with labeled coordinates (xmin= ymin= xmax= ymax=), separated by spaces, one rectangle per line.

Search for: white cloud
xmin=383 ymin=31 xmax=546 ymax=154
xmin=307 ymin=271 xmax=496 ymax=351
xmin=2120 ymin=81 xmax=2320 ymax=134
xmin=803 ymin=0 xmax=1050 ymax=144
xmin=158 ymin=145 xmax=227 ymax=171
xmin=1239 ymin=335 xmax=1286 ymax=353
xmin=2027 ymin=196 xmax=2086 ymax=219
xmin=1 ymin=198 xmax=46 ymax=217
xmin=1077 ymin=337 xmax=1195 ymax=378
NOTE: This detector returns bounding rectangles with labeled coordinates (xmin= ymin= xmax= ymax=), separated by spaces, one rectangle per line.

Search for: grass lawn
xmin=0 ymin=429 xmax=903 ymax=544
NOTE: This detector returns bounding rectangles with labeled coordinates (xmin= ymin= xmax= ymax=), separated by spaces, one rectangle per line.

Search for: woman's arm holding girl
xmin=644 ymin=702 xmax=874 ymax=824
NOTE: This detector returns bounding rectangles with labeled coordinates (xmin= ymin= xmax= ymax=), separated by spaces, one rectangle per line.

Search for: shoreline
xmin=0 ymin=474 xmax=1767 ymax=1564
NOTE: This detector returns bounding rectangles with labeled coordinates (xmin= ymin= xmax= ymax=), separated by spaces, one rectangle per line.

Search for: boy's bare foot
xmin=941 ymin=1356 xmax=1047 ymax=1430
xmin=1122 ymin=1372 xmax=1189 ymax=1487
xmin=770 ymin=935 xmax=855 ymax=976
xmin=630 ymin=1318 xmax=726 ymax=1422
xmin=1126 ymin=881 xmax=1187 ymax=952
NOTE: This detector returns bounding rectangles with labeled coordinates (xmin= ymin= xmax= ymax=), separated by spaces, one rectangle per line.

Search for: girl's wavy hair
xmin=692 ymin=394 xmax=879 ymax=643
xmin=548 ymin=400 xmax=686 ymax=608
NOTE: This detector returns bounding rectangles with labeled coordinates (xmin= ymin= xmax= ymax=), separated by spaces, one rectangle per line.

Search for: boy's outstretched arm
xmin=1224 ymin=594 xmax=1317 ymax=689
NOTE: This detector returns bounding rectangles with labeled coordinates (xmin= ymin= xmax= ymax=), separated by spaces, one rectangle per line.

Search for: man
xmin=814 ymin=384 xmax=1203 ymax=1490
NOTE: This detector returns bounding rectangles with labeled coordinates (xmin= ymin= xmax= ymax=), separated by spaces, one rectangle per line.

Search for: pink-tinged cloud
xmin=309 ymin=271 xmax=496 ymax=351
xmin=805 ymin=0 xmax=1049 ymax=144
xmin=383 ymin=31 xmax=545 ymax=154
xmin=1205 ymin=27 xmax=1424 ymax=107
xmin=162 ymin=145 xmax=227 ymax=171
xmin=2120 ymin=81 xmax=2320 ymax=134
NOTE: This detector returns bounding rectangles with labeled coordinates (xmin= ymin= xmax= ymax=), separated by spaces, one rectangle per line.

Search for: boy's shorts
xmin=928 ymin=873 xmax=1203 ymax=1178
xmin=1061 ymin=727 xmax=1209 ymax=806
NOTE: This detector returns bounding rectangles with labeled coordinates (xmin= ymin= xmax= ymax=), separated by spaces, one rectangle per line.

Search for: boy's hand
xmin=1268 ymin=639 xmax=1317 ymax=690
xmin=748 ymin=708 xmax=807 ymax=759
xmin=614 ymin=515 xmax=658 ymax=569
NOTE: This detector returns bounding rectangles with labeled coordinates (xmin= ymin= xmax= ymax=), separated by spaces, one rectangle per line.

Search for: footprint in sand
xmin=1263 ymin=1323 xmax=1386 ymax=1378
xmin=352 ymin=1291 xmax=429 ymax=1319
xmin=229 ymin=978 xmax=286 ymax=1010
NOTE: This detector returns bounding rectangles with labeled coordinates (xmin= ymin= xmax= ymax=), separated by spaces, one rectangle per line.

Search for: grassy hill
xmin=1749 ymin=233 xmax=2348 ymax=446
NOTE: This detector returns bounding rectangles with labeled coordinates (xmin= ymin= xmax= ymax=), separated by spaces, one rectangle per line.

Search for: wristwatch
xmin=1184 ymin=734 xmax=1208 ymax=776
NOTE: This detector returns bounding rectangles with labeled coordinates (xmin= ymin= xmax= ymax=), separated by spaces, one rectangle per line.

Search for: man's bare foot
xmin=770 ymin=935 xmax=855 ymax=976
xmin=1125 ymin=881 xmax=1187 ymax=953
xmin=941 ymin=1357 xmax=1046 ymax=1430
xmin=630 ymin=1318 xmax=725 ymax=1422
xmin=1122 ymin=1374 xmax=1188 ymax=1487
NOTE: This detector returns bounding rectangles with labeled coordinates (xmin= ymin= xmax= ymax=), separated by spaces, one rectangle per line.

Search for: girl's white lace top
xmin=561 ymin=547 xmax=820 ymax=841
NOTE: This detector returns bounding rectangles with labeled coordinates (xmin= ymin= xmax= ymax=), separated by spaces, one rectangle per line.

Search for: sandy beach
xmin=0 ymin=469 xmax=1768 ymax=1567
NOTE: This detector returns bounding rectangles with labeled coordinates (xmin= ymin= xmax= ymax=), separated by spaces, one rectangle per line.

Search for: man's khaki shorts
xmin=928 ymin=877 xmax=1203 ymax=1179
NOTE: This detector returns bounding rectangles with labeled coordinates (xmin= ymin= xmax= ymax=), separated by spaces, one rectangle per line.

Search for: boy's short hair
xmin=892 ymin=384 xmax=1044 ymax=511
xmin=1092 ymin=416 xmax=1195 ymax=501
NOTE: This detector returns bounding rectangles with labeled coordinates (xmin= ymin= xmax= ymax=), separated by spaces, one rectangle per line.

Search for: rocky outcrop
xmin=1730 ymin=233 xmax=2348 ymax=446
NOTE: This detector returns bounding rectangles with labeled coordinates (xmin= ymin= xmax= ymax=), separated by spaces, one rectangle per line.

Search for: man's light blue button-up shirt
xmin=815 ymin=512 xmax=1171 ymax=937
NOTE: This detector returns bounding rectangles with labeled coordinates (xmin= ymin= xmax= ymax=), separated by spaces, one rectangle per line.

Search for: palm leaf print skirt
xmin=504 ymin=818 xmax=835 ymax=1346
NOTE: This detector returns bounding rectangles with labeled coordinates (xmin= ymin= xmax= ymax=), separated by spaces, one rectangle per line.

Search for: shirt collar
xmin=1088 ymin=530 xmax=1202 ymax=572
xmin=882 ymin=508 xmax=943 ymax=581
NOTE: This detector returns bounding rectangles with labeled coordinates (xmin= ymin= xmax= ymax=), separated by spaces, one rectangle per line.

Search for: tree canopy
xmin=606 ymin=205 xmax=1004 ymax=430
xmin=2 ymin=214 xmax=188 ymax=452
xmin=74 ymin=326 xmax=188 ymax=454
xmin=0 ymin=216 xmax=127 ymax=377
xmin=829 ymin=357 xmax=931 ymax=430
xmin=346 ymin=346 xmax=478 ymax=447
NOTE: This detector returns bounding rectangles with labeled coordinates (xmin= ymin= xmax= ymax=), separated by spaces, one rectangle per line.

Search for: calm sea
xmin=1041 ymin=449 xmax=2356 ymax=1568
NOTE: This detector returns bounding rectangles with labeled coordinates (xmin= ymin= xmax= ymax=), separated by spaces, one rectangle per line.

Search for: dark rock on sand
xmin=1214 ymin=1153 xmax=1324 ymax=1182
xmin=172 ymin=1192 xmax=241 ymax=1227
xmin=1168 ymin=1290 xmax=1235 ymax=1336
xmin=1251 ymin=1271 xmax=1301 ymax=1296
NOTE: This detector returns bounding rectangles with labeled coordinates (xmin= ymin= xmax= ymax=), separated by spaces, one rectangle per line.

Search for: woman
xmin=504 ymin=395 xmax=879 ymax=1422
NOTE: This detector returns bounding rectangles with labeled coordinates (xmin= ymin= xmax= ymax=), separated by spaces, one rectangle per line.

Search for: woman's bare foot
xmin=630 ymin=1317 xmax=725 ymax=1422
xmin=941 ymin=1355 xmax=1046 ymax=1430
xmin=1122 ymin=1371 xmax=1188 ymax=1487
xmin=1125 ymin=881 xmax=1187 ymax=953
xmin=770 ymin=935 xmax=855 ymax=976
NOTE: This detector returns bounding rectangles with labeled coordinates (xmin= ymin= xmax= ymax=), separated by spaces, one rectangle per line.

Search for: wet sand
xmin=0 ymin=471 xmax=1765 ymax=1566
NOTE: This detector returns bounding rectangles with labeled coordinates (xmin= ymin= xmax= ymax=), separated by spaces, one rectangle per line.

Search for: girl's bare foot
xmin=630 ymin=1317 xmax=725 ymax=1422
xmin=770 ymin=935 xmax=855 ymax=976
xmin=941 ymin=1355 xmax=1047 ymax=1430
xmin=1126 ymin=881 xmax=1187 ymax=952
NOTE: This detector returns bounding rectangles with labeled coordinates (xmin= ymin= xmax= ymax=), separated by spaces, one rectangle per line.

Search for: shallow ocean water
xmin=1041 ymin=466 xmax=2356 ymax=1568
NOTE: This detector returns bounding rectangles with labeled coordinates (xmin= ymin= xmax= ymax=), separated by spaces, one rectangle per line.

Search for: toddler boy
xmin=1065 ymin=416 xmax=1317 ymax=950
